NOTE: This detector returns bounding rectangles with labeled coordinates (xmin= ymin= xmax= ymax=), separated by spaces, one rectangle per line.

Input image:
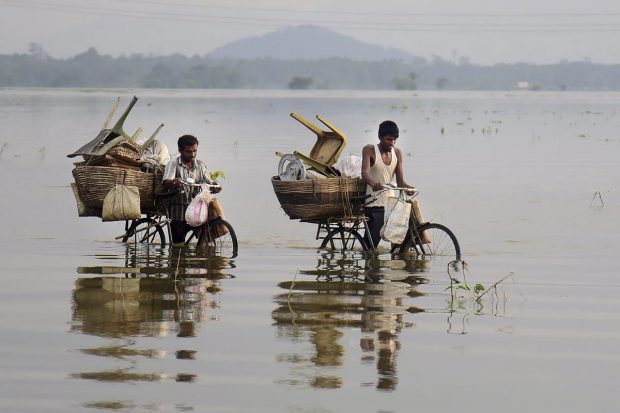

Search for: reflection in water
xmin=273 ymin=252 xmax=430 ymax=391
xmin=304 ymin=251 xmax=435 ymax=283
xmin=72 ymin=276 xmax=217 ymax=338
xmin=83 ymin=400 xmax=195 ymax=411
xmin=80 ymin=345 xmax=164 ymax=359
xmin=71 ymin=369 xmax=167 ymax=383
xmin=70 ymin=243 xmax=235 ymax=407
xmin=72 ymin=246 xmax=235 ymax=338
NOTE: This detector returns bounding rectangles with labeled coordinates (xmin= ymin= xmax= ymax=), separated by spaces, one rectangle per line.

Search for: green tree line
xmin=1 ymin=46 xmax=619 ymax=90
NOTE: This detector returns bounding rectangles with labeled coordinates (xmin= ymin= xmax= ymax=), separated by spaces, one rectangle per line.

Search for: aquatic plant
xmin=442 ymin=264 xmax=517 ymax=334
xmin=446 ymin=261 xmax=514 ymax=304
xmin=590 ymin=191 xmax=604 ymax=208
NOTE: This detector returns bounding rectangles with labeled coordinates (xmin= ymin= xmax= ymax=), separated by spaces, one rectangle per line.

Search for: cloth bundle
xmin=102 ymin=184 xmax=141 ymax=222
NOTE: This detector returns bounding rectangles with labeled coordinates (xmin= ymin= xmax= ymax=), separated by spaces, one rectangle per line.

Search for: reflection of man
xmin=360 ymin=282 xmax=409 ymax=391
xmin=361 ymin=121 xmax=414 ymax=248
xmin=163 ymin=135 xmax=221 ymax=244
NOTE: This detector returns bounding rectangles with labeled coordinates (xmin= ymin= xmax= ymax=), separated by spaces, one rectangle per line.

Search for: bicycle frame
xmin=403 ymin=218 xmax=428 ymax=254
xmin=315 ymin=216 xmax=371 ymax=251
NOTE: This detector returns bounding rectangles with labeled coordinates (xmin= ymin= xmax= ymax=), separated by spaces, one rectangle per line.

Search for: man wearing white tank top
xmin=361 ymin=120 xmax=415 ymax=248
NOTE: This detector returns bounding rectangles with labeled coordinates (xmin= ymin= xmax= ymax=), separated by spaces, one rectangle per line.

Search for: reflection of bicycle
xmin=319 ymin=185 xmax=460 ymax=260
xmin=119 ymin=181 xmax=238 ymax=258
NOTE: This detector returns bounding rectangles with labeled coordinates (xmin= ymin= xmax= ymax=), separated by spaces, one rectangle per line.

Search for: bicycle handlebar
xmin=376 ymin=184 xmax=418 ymax=196
xmin=179 ymin=178 xmax=221 ymax=190
xmin=381 ymin=183 xmax=417 ymax=192
xmin=361 ymin=184 xmax=418 ymax=206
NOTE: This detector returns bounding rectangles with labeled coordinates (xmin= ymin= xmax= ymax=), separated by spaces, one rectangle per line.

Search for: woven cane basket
xmin=271 ymin=176 xmax=367 ymax=221
xmin=73 ymin=166 xmax=164 ymax=212
xmin=81 ymin=140 xmax=143 ymax=167
xmin=106 ymin=140 xmax=143 ymax=164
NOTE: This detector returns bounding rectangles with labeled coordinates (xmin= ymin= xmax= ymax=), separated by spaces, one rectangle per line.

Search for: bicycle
xmin=119 ymin=181 xmax=238 ymax=258
xmin=318 ymin=185 xmax=461 ymax=260
xmin=386 ymin=186 xmax=460 ymax=259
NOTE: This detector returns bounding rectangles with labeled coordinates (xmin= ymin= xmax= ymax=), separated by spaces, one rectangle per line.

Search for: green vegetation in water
xmin=446 ymin=261 xmax=514 ymax=303
xmin=443 ymin=263 xmax=517 ymax=334
xmin=451 ymin=281 xmax=486 ymax=301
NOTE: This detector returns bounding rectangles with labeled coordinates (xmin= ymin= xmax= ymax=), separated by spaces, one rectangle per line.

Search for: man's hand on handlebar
xmin=371 ymin=181 xmax=384 ymax=191
xmin=176 ymin=177 xmax=185 ymax=189
xmin=169 ymin=178 xmax=223 ymax=193
xmin=381 ymin=183 xmax=418 ymax=196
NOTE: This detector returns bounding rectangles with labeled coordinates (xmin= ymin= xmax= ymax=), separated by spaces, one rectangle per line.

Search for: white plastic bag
xmin=333 ymin=155 xmax=362 ymax=177
xmin=380 ymin=196 xmax=411 ymax=244
xmin=185 ymin=189 xmax=213 ymax=227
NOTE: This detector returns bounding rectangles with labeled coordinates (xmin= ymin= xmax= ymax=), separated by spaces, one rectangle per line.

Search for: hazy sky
xmin=1 ymin=0 xmax=619 ymax=64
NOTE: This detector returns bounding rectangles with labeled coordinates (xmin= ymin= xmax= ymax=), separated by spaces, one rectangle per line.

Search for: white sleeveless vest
xmin=365 ymin=144 xmax=397 ymax=208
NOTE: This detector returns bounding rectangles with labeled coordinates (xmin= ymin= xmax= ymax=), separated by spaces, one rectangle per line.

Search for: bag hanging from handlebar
xmin=380 ymin=194 xmax=411 ymax=244
xmin=409 ymin=199 xmax=431 ymax=244
xmin=185 ymin=189 xmax=213 ymax=227
xmin=208 ymin=198 xmax=229 ymax=238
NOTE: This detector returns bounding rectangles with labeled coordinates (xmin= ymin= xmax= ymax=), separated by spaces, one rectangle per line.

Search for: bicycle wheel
xmin=399 ymin=223 xmax=460 ymax=259
xmin=197 ymin=218 xmax=238 ymax=258
xmin=320 ymin=227 xmax=369 ymax=251
xmin=122 ymin=218 xmax=166 ymax=247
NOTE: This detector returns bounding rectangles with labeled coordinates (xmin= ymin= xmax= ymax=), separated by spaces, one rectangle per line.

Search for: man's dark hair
xmin=378 ymin=120 xmax=399 ymax=138
xmin=178 ymin=134 xmax=199 ymax=150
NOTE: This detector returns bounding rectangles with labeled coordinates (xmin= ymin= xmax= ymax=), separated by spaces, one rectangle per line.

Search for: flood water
xmin=0 ymin=89 xmax=619 ymax=412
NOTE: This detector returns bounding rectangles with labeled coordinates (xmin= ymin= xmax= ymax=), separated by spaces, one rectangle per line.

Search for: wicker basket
xmin=106 ymin=140 xmax=143 ymax=164
xmin=73 ymin=166 xmax=164 ymax=212
xmin=75 ymin=156 xmax=142 ymax=170
xmin=271 ymin=176 xmax=367 ymax=221
xmin=81 ymin=140 xmax=143 ymax=168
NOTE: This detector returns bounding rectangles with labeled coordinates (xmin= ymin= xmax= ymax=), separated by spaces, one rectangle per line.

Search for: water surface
xmin=0 ymin=89 xmax=618 ymax=412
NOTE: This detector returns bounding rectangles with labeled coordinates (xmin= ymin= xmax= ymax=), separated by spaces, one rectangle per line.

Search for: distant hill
xmin=208 ymin=25 xmax=414 ymax=61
